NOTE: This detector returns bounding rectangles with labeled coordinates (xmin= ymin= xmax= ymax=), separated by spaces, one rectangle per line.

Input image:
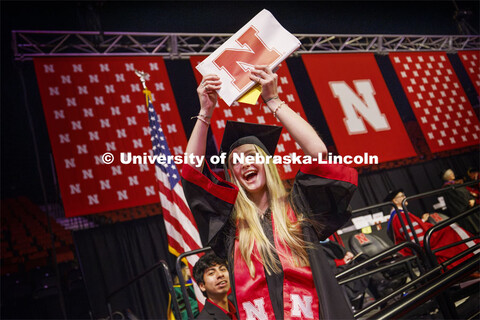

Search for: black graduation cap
xmin=383 ymin=188 xmax=403 ymax=202
xmin=219 ymin=121 xmax=283 ymax=158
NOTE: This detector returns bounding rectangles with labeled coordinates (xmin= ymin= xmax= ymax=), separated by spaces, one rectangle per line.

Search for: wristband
xmin=262 ymin=95 xmax=279 ymax=104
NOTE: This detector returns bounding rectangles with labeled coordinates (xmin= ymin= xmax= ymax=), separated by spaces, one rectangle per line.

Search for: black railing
xmin=169 ymin=181 xmax=480 ymax=319
xmin=175 ymin=247 xmax=212 ymax=320
xmin=105 ymin=260 xmax=181 ymax=320
xmin=352 ymin=201 xmax=420 ymax=246
xmin=400 ymin=180 xmax=480 ymax=245
xmin=337 ymin=241 xmax=428 ymax=281
xmin=370 ymin=254 xmax=480 ymax=320
xmin=424 ymin=205 xmax=480 ymax=269
xmin=335 ymin=241 xmax=430 ymax=318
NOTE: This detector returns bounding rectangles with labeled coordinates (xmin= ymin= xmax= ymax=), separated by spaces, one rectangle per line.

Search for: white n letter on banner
xmin=290 ymin=294 xmax=314 ymax=319
xmin=329 ymin=80 xmax=390 ymax=134
xmin=242 ymin=298 xmax=268 ymax=320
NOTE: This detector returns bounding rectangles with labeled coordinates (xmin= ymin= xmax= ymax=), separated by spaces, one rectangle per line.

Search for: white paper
xmin=372 ymin=212 xmax=384 ymax=223
xmin=351 ymin=216 xmax=370 ymax=229
xmin=196 ymin=9 xmax=301 ymax=106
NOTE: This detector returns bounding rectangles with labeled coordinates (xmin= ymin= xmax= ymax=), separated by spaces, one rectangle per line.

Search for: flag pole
xmin=135 ymin=69 xmax=152 ymax=105
xmin=134 ymin=69 xmax=186 ymax=320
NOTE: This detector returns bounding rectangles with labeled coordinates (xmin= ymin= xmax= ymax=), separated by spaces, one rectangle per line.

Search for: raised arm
xmin=184 ymin=75 xmax=221 ymax=171
xmin=250 ymin=65 xmax=327 ymax=157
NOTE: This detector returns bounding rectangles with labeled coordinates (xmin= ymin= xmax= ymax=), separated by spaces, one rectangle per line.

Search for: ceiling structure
xmin=12 ymin=30 xmax=480 ymax=61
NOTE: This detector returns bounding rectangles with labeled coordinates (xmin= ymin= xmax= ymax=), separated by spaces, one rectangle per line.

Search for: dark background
xmin=1 ymin=0 xmax=479 ymax=206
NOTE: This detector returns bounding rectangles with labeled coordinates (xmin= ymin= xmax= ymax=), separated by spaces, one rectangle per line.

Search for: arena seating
xmin=1 ymin=197 xmax=74 ymax=274
xmin=1 ymin=197 xmax=164 ymax=275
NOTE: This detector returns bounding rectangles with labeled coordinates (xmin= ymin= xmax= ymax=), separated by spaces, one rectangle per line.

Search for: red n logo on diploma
xmin=213 ymin=26 xmax=281 ymax=91
xmin=196 ymin=9 xmax=300 ymax=106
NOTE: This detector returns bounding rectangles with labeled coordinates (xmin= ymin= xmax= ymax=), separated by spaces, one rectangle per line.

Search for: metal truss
xmin=12 ymin=30 xmax=480 ymax=60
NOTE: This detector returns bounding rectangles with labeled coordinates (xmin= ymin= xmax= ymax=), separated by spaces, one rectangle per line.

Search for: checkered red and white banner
xmin=34 ymin=57 xmax=188 ymax=217
xmin=190 ymin=56 xmax=305 ymax=180
xmin=302 ymin=53 xmax=417 ymax=164
xmin=458 ymin=50 xmax=480 ymax=95
xmin=390 ymin=52 xmax=480 ymax=153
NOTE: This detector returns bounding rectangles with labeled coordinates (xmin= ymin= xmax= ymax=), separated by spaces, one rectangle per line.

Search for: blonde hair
xmin=443 ymin=169 xmax=454 ymax=181
xmin=228 ymin=145 xmax=310 ymax=278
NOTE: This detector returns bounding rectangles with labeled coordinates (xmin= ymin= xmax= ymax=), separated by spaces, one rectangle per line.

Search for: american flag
xmin=146 ymin=95 xmax=204 ymax=302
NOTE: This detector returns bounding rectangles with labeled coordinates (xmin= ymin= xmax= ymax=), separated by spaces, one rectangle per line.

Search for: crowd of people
xmin=170 ymin=66 xmax=478 ymax=319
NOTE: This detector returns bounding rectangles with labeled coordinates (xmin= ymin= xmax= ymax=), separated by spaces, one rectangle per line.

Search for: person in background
xmin=467 ymin=167 xmax=479 ymax=182
xmin=319 ymin=237 xmax=367 ymax=303
xmin=320 ymin=237 xmax=355 ymax=268
xmin=466 ymin=167 xmax=479 ymax=205
xmin=168 ymin=263 xmax=199 ymax=320
xmin=385 ymin=189 xmax=478 ymax=269
xmin=193 ymin=252 xmax=236 ymax=320
xmin=441 ymin=168 xmax=478 ymax=234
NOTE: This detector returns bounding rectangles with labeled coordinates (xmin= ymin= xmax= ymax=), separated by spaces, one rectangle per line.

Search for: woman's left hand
xmin=249 ymin=65 xmax=278 ymax=101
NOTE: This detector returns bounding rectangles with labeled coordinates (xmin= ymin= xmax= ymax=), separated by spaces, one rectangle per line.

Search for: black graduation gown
xmin=196 ymin=300 xmax=231 ymax=320
xmin=181 ymin=162 xmax=358 ymax=319
xmin=442 ymin=183 xmax=478 ymax=234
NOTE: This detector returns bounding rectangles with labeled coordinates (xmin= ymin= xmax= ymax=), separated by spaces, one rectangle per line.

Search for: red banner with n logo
xmin=34 ymin=57 xmax=188 ymax=217
xmin=302 ymin=53 xmax=416 ymax=164
xmin=458 ymin=51 xmax=480 ymax=95
xmin=390 ymin=51 xmax=480 ymax=153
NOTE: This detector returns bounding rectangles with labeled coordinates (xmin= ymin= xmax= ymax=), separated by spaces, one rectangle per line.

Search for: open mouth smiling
xmin=243 ymin=169 xmax=257 ymax=182
xmin=217 ymin=280 xmax=228 ymax=287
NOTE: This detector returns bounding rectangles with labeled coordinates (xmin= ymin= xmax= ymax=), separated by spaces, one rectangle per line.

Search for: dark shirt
xmin=442 ymin=181 xmax=473 ymax=216
xmin=442 ymin=181 xmax=478 ymax=234
xmin=196 ymin=299 xmax=237 ymax=320
xmin=210 ymin=299 xmax=237 ymax=320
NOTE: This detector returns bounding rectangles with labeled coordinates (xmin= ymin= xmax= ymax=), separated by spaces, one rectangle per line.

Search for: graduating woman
xmin=181 ymin=66 xmax=358 ymax=319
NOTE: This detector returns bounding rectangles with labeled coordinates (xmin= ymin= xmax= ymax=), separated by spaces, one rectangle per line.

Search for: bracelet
xmin=198 ymin=113 xmax=211 ymax=119
xmin=272 ymin=101 xmax=286 ymax=118
xmin=262 ymin=95 xmax=279 ymax=104
xmin=191 ymin=114 xmax=210 ymax=126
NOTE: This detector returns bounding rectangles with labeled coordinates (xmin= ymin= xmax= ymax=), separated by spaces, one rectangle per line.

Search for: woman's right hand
xmin=197 ymin=75 xmax=221 ymax=116
xmin=343 ymin=252 xmax=354 ymax=264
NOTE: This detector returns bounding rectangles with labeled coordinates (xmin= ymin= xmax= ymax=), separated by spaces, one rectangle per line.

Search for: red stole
xmin=234 ymin=207 xmax=320 ymax=320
